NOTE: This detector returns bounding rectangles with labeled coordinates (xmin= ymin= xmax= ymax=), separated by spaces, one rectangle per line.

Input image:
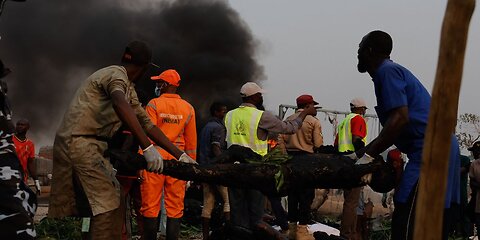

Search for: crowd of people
xmin=0 ymin=30 xmax=473 ymax=240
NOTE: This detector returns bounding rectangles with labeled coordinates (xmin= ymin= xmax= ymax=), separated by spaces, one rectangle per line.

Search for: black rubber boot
xmin=166 ymin=217 xmax=181 ymax=240
xmin=143 ymin=217 xmax=159 ymax=240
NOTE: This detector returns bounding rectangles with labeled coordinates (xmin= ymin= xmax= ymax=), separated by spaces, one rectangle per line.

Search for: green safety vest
xmin=337 ymin=113 xmax=367 ymax=153
xmin=225 ymin=106 xmax=268 ymax=156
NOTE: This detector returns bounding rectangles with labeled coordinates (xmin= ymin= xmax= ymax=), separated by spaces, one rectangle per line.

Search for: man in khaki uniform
xmin=48 ymin=41 xmax=194 ymax=240
xmin=279 ymin=94 xmax=323 ymax=240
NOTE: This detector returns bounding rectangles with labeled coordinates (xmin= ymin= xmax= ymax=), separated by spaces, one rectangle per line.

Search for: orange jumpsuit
xmin=140 ymin=93 xmax=197 ymax=218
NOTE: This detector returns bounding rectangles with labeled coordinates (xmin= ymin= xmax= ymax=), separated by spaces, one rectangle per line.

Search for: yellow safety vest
xmin=337 ymin=113 xmax=367 ymax=153
xmin=225 ymin=106 xmax=268 ymax=156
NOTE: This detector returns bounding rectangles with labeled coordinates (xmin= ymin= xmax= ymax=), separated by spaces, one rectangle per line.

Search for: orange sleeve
xmin=183 ymin=105 xmax=197 ymax=160
xmin=350 ymin=115 xmax=367 ymax=139
xmin=145 ymin=99 xmax=158 ymax=126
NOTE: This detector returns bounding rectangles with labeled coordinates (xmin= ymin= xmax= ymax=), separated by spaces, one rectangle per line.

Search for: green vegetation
xmin=36 ymin=217 xmax=82 ymax=240
xmin=369 ymin=218 xmax=391 ymax=240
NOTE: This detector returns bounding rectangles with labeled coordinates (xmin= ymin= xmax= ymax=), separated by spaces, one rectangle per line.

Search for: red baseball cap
xmin=296 ymin=95 xmax=319 ymax=107
xmin=151 ymin=69 xmax=181 ymax=86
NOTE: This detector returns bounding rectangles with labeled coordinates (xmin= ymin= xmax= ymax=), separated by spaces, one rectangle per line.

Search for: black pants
xmin=0 ymin=153 xmax=37 ymax=239
xmin=229 ymin=187 xmax=265 ymax=230
xmin=391 ymin=183 xmax=453 ymax=240
xmin=268 ymin=196 xmax=288 ymax=230
xmin=286 ymin=151 xmax=314 ymax=225
xmin=287 ymin=188 xmax=314 ymax=225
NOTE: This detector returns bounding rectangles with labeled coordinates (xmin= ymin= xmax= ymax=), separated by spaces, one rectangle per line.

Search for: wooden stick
xmin=414 ymin=0 xmax=475 ymax=239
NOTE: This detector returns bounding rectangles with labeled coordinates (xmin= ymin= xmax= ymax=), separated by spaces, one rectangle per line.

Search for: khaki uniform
xmin=49 ymin=66 xmax=154 ymax=218
xmin=279 ymin=109 xmax=323 ymax=153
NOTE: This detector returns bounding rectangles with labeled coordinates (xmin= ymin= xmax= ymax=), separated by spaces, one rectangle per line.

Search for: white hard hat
xmin=350 ymin=97 xmax=368 ymax=108
xmin=240 ymin=82 xmax=265 ymax=97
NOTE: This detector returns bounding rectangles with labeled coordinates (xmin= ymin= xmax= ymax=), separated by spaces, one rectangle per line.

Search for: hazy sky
xmin=228 ymin=0 xmax=479 ymax=117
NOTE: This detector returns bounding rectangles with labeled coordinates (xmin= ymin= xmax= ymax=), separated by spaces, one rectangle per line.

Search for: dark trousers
xmin=391 ymin=183 xmax=453 ymax=240
xmin=268 ymin=196 xmax=288 ymax=230
xmin=286 ymin=150 xmax=314 ymax=225
xmin=288 ymin=188 xmax=314 ymax=225
xmin=229 ymin=187 xmax=265 ymax=230
xmin=340 ymin=187 xmax=361 ymax=239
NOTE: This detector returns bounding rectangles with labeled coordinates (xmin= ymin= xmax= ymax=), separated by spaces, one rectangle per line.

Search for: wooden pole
xmin=414 ymin=0 xmax=475 ymax=239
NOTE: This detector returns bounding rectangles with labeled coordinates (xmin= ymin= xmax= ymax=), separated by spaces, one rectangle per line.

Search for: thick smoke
xmin=0 ymin=0 xmax=264 ymax=147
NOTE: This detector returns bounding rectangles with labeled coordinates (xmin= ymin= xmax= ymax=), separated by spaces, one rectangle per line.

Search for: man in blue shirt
xmin=355 ymin=30 xmax=460 ymax=240
xmin=198 ymin=102 xmax=230 ymax=240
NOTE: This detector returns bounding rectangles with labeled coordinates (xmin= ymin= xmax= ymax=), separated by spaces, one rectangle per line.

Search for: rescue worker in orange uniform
xmin=140 ymin=69 xmax=197 ymax=240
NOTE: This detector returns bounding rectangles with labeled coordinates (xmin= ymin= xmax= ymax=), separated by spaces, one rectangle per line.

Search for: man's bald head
xmin=361 ymin=30 xmax=393 ymax=57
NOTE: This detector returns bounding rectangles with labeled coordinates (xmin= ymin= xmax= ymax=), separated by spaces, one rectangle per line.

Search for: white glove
xmin=345 ymin=153 xmax=358 ymax=160
xmin=355 ymin=153 xmax=374 ymax=165
xmin=178 ymin=153 xmax=197 ymax=165
xmin=143 ymin=144 xmax=163 ymax=172
xmin=34 ymin=179 xmax=42 ymax=194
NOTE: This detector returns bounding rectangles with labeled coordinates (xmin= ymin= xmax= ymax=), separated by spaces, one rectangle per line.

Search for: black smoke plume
xmin=0 ymin=0 xmax=264 ymax=146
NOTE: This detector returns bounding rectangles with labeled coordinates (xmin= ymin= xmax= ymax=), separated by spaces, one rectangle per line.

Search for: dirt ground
xmin=316 ymin=186 xmax=391 ymax=218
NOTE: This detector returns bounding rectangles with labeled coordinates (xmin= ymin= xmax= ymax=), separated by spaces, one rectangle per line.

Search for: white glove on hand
xmin=345 ymin=153 xmax=358 ymax=160
xmin=143 ymin=144 xmax=163 ymax=172
xmin=178 ymin=153 xmax=197 ymax=165
xmin=34 ymin=179 xmax=41 ymax=194
xmin=355 ymin=153 xmax=374 ymax=165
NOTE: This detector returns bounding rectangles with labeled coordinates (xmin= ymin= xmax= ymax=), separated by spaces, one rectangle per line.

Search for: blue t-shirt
xmin=198 ymin=118 xmax=226 ymax=165
xmin=373 ymin=59 xmax=460 ymax=206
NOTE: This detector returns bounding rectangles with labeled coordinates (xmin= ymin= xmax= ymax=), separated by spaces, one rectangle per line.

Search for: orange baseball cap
xmin=151 ymin=69 xmax=181 ymax=86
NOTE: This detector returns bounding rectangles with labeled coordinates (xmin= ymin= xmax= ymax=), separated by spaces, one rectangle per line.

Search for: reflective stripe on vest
xmin=225 ymin=106 xmax=268 ymax=156
xmin=337 ymin=113 xmax=367 ymax=153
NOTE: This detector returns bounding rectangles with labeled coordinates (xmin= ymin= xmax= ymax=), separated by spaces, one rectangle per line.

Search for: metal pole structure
xmin=414 ymin=0 xmax=475 ymax=239
xmin=278 ymin=104 xmax=377 ymax=120
xmin=279 ymin=104 xmax=381 ymax=143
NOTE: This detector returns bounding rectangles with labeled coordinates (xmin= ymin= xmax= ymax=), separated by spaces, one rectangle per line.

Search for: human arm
xmin=352 ymin=136 xmax=365 ymax=152
xmin=363 ymin=106 xmax=409 ymax=157
xmin=27 ymin=155 xmax=42 ymax=193
xmin=211 ymin=123 xmax=226 ymax=157
xmin=27 ymin=157 xmax=37 ymax=180
xmin=258 ymin=105 xmax=317 ymax=134
xmin=26 ymin=142 xmax=37 ymax=180
xmin=312 ymin=119 xmax=324 ymax=148
xmin=111 ymin=91 xmax=152 ymax=149
xmin=111 ymin=91 xmax=164 ymax=171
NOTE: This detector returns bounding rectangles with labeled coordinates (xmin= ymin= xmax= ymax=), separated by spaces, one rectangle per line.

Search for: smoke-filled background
xmin=0 ymin=0 xmax=264 ymax=148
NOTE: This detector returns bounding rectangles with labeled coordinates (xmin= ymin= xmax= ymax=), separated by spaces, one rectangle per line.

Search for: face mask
xmin=155 ymin=82 xmax=167 ymax=97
